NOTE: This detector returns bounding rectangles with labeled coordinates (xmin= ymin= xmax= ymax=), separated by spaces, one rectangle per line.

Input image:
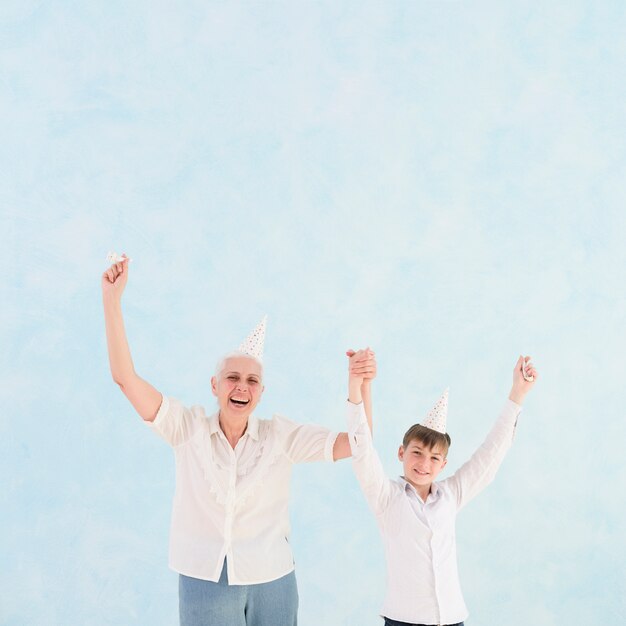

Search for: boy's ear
xmin=398 ymin=445 xmax=405 ymax=462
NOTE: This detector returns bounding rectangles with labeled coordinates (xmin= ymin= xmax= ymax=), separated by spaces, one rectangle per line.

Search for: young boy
xmin=346 ymin=354 xmax=537 ymax=626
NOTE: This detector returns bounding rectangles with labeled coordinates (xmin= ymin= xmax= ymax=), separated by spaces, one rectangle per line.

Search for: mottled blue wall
xmin=2 ymin=2 xmax=625 ymax=624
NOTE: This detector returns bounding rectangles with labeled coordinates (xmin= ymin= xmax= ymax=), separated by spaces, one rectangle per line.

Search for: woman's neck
xmin=219 ymin=412 xmax=249 ymax=449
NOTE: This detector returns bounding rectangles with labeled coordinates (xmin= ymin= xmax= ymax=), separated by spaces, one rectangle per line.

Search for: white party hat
xmin=238 ymin=315 xmax=267 ymax=361
xmin=420 ymin=388 xmax=449 ymax=434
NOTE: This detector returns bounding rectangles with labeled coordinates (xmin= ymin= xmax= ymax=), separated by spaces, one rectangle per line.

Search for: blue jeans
xmin=385 ymin=617 xmax=463 ymax=626
xmin=179 ymin=560 xmax=298 ymax=626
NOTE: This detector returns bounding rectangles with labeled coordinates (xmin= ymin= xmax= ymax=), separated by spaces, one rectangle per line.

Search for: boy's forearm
xmin=361 ymin=382 xmax=373 ymax=434
xmin=348 ymin=378 xmax=362 ymax=405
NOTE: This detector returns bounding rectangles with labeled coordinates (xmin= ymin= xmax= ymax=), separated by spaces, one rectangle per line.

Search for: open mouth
xmin=229 ymin=398 xmax=250 ymax=407
xmin=414 ymin=469 xmax=429 ymax=476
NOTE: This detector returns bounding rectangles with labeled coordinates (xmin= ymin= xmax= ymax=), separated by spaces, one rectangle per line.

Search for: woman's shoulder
xmin=253 ymin=414 xmax=301 ymax=442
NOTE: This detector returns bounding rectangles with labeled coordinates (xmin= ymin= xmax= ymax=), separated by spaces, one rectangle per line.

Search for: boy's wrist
xmin=508 ymin=388 xmax=526 ymax=405
xmin=349 ymin=379 xmax=363 ymax=404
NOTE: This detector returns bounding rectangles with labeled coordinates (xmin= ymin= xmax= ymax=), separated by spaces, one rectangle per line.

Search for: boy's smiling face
xmin=398 ymin=438 xmax=448 ymax=490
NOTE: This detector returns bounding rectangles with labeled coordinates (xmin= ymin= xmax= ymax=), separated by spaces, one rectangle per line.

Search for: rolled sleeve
xmin=151 ymin=395 xmax=171 ymax=429
xmin=147 ymin=396 xmax=198 ymax=447
xmin=323 ymin=430 xmax=340 ymax=462
xmin=274 ymin=415 xmax=338 ymax=464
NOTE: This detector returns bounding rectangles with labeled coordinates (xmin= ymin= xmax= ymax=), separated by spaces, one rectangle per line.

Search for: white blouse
xmin=347 ymin=399 xmax=522 ymax=625
xmin=148 ymin=395 xmax=338 ymax=584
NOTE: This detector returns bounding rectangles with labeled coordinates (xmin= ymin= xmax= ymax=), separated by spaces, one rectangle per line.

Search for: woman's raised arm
xmin=102 ymin=256 xmax=162 ymax=421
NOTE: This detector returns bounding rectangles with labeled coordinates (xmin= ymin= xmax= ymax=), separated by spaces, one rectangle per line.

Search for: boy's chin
xmin=406 ymin=474 xmax=432 ymax=488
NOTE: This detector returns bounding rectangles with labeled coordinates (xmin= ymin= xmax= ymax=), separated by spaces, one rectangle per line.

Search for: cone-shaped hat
xmin=238 ymin=315 xmax=267 ymax=361
xmin=420 ymin=388 xmax=449 ymax=434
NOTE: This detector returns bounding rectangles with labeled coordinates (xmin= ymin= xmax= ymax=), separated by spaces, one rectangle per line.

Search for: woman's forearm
xmin=101 ymin=260 xmax=162 ymax=421
xmin=103 ymin=296 xmax=162 ymax=421
xmin=103 ymin=297 xmax=136 ymax=386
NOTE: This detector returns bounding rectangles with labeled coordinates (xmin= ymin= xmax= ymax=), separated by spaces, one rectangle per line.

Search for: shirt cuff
xmin=346 ymin=400 xmax=367 ymax=434
xmin=346 ymin=400 xmax=370 ymax=458
xmin=503 ymin=398 xmax=522 ymax=420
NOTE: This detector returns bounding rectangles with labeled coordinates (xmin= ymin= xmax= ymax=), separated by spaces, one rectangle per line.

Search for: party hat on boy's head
xmin=238 ymin=315 xmax=267 ymax=361
xmin=421 ymin=388 xmax=449 ymax=434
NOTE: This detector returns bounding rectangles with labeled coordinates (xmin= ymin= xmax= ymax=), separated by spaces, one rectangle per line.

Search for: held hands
xmin=346 ymin=348 xmax=376 ymax=404
xmin=101 ymin=254 xmax=130 ymax=302
xmin=346 ymin=348 xmax=377 ymax=385
xmin=509 ymin=355 xmax=538 ymax=405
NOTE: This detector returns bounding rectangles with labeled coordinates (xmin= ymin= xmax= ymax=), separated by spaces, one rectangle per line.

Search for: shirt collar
xmin=209 ymin=413 xmax=260 ymax=441
xmin=399 ymin=476 xmax=441 ymax=499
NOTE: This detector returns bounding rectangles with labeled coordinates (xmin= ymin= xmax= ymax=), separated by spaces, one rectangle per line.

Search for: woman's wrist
xmin=103 ymin=292 xmax=122 ymax=307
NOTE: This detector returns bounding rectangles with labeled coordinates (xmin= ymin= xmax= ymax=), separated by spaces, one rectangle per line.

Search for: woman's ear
xmin=211 ymin=376 xmax=218 ymax=396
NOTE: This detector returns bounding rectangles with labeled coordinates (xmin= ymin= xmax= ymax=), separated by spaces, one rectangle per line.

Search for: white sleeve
xmin=441 ymin=399 xmax=522 ymax=511
xmin=273 ymin=415 xmax=339 ymax=463
xmin=347 ymin=401 xmax=393 ymax=516
xmin=146 ymin=396 xmax=202 ymax=447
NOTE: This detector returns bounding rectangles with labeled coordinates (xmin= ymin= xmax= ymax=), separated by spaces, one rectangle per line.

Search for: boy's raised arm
xmin=332 ymin=348 xmax=376 ymax=460
xmin=346 ymin=349 xmax=393 ymax=515
xmin=102 ymin=256 xmax=163 ymax=422
xmin=445 ymin=355 xmax=538 ymax=510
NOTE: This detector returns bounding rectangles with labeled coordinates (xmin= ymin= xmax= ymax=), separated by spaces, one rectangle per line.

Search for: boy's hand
xmin=101 ymin=254 xmax=130 ymax=302
xmin=509 ymin=355 xmax=537 ymax=405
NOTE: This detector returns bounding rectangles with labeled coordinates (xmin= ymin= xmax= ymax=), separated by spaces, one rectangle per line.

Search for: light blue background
xmin=2 ymin=2 xmax=625 ymax=624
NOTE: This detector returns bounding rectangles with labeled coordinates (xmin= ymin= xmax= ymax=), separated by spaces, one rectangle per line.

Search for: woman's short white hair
xmin=214 ymin=351 xmax=264 ymax=379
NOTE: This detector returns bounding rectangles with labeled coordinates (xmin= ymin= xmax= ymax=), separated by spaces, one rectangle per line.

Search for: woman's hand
xmin=509 ymin=355 xmax=538 ymax=405
xmin=101 ymin=254 xmax=129 ymax=302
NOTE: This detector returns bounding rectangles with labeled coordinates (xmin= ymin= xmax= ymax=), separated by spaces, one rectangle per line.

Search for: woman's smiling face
xmin=211 ymin=355 xmax=264 ymax=420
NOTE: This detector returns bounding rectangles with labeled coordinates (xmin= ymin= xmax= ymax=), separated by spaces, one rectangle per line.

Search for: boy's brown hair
xmin=402 ymin=424 xmax=452 ymax=457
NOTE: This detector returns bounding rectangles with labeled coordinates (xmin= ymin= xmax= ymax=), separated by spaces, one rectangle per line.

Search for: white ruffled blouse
xmin=148 ymin=395 xmax=338 ymax=584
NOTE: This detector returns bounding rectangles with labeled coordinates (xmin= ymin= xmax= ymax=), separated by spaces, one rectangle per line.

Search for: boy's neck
xmin=404 ymin=476 xmax=432 ymax=502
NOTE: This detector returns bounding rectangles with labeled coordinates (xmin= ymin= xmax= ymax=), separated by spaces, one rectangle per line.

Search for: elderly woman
xmin=102 ymin=257 xmax=375 ymax=626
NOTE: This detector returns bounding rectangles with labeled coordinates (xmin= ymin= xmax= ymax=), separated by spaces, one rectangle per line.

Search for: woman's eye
xmin=227 ymin=376 xmax=238 ymax=381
